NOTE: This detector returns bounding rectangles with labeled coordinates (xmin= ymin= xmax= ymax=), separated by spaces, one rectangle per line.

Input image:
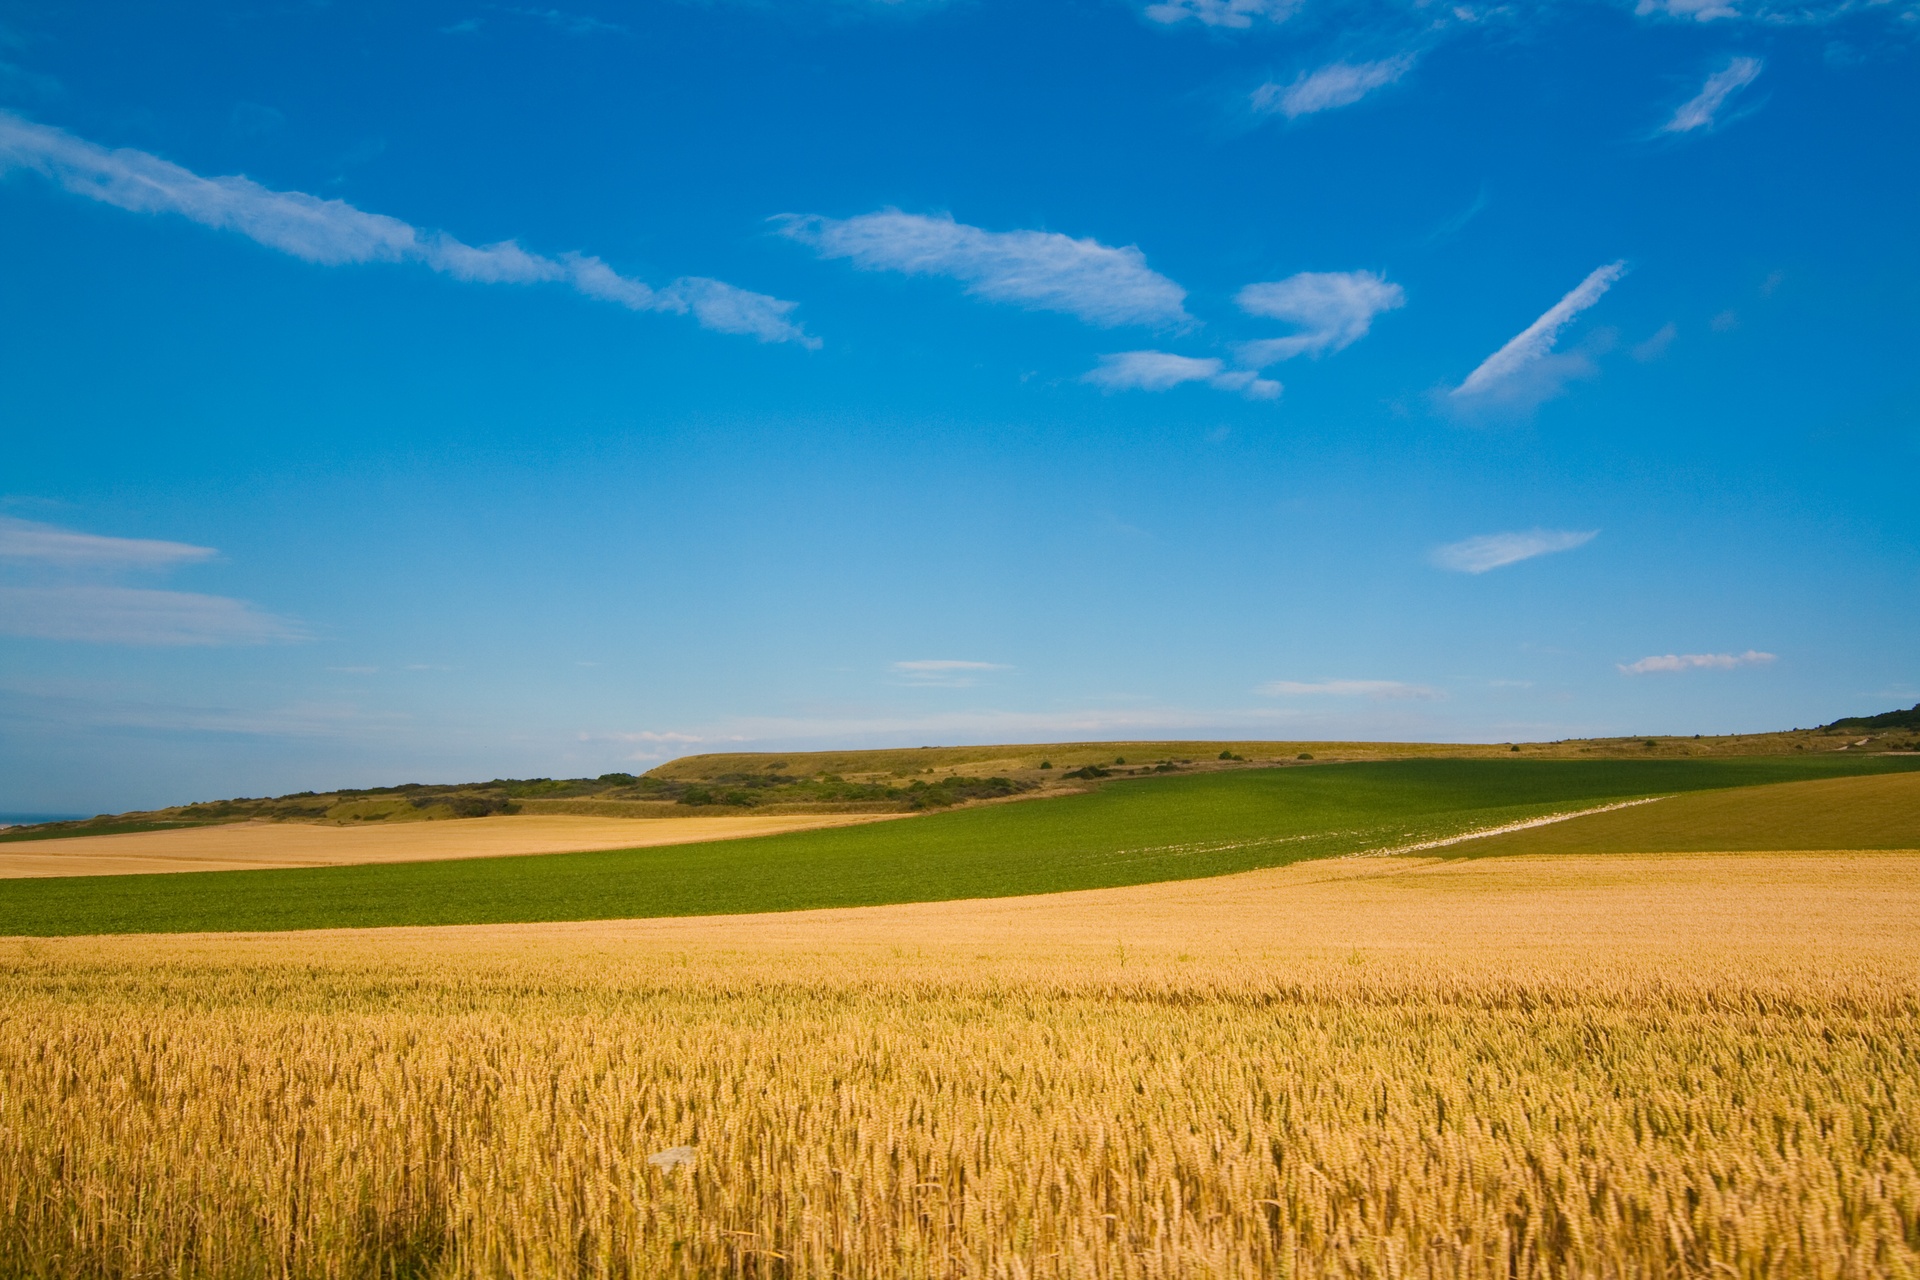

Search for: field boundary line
xmin=1347 ymin=797 xmax=1669 ymax=858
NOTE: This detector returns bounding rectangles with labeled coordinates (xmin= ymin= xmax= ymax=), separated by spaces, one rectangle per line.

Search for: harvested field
xmin=4 ymin=850 xmax=1918 ymax=1278
xmin=0 ymin=812 xmax=902 ymax=878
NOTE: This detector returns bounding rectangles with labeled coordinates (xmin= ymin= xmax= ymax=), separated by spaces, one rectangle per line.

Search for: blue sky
xmin=2 ymin=0 xmax=1916 ymax=812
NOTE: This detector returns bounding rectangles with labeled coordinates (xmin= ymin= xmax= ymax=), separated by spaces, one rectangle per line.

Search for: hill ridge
xmin=9 ymin=716 xmax=1919 ymax=844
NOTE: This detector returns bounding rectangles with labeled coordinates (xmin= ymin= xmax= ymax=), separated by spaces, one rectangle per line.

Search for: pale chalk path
xmin=0 ymin=813 xmax=906 ymax=878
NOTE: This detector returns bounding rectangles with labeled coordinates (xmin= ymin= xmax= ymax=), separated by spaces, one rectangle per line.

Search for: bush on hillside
xmin=1826 ymin=704 xmax=1920 ymax=732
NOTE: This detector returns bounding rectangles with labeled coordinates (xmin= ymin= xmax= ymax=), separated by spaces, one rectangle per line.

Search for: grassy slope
xmin=2 ymin=754 xmax=1914 ymax=937
xmin=11 ymin=725 xmax=1903 ymax=844
xmin=1463 ymin=769 xmax=1920 ymax=856
xmin=647 ymin=731 xmax=1886 ymax=781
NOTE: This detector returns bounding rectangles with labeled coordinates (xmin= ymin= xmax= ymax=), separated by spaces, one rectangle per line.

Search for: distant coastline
xmin=0 ymin=813 xmax=86 ymax=829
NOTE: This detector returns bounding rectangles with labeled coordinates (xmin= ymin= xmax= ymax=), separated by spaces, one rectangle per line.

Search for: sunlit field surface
xmin=0 ymin=812 xmax=902 ymax=878
xmin=4 ymin=755 xmax=1914 ymax=935
xmin=5 ymin=839 xmax=1918 ymax=1278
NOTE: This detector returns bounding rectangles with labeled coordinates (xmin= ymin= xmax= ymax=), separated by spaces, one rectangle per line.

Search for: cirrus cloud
xmin=0 ymin=516 xmax=301 ymax=646
xmin=1083 ymin=351 xmax=1281 ymax=400
xmin=0 ymin=110 xmax=814 ymax=346
xmin=1252 ymin=55 xmax=1417 ymax=120
xmin=775 ymin=209 xmax=1191 ymax=328
xmin=0 ymin=585 xmax=302 ymax=646
xmin=1234 ymin=270 xmax=1405 ymax=365
xmin=0 ymin=516 xmax=216 ymax=570
xmin=1619 ymin=650 xmax=1776 ymax=674
xmin=1431 ymin=528 xmax=1598 ymax=574
xmin=1450 ymin=260 xmax=1626 ymax=410
xmin=1143 ymin=0 xmax=1298 ymax=27
xmin=1661 ymin=57 xmax=1763 ymax=133
xmin=892 ymin=659 xmax=1009 ymax=672
xmin=892 ymin=659 xmax=1012 ymax=688
xmin=1635 ymin=0 xmax=1741 ymax=21
xmin=1257 ymin=679 xmax=1442 ymax=699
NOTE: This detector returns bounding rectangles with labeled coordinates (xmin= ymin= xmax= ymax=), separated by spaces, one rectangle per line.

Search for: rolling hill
xmin=2 ymin=752 xmax=1914 ymax=935
xmin=7 ymin=712 xmax=1917 ymax=844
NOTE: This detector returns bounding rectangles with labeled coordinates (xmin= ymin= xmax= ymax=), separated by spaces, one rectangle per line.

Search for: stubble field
xmin=5 ymin=838 xmax=1918 ymax=1278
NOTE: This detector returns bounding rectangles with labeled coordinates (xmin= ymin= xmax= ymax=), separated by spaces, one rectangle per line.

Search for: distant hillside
xmin=647 ymin=723 xmax=1920 ymax=782
xmin=0 ymin=769 xmax=1036 ymax=843
xmin=1827 ymin=703 xmax=1920 ymax=732
xmin=7 ymin=719 xmax=1916 ymax=842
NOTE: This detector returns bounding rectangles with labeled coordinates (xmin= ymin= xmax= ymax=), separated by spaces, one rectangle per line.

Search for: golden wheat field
xmin=0 ymin=812 xmax=903 ymax=878
xmin=4 ymin=849 xmax=1919 ymax=1279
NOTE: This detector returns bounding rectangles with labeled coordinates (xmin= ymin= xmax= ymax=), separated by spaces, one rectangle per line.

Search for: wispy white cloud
xmin=1257 ymin=679 xmax=1442 ymax=699
xmin=1085 ymin=351 xmax=1218 ymax=391
xmin=1619 ymin=650 xmax=1776 ymax=674
xmin=0 ymin=111 xmax=814 ymax=346
xmin=1661 ymin=57 xmax=1762 ymax=133
xmin=656 ymin=276 xmax=815 ymax=344
xmin=1635 ymin=0 xmax=1741 ymax=22
xmin=1633 ymin=0 xmax=1886 ymax=22
xmin=1431 ymin=528 xmax=1597 ymax=574
xmin=1143 ymin=0 xmax=1298 ymax=27
xmin=0 ymin=516 xmax=300 ymax=646
xmin=1451 ymin=261 xmax=1626 ymax=408
xmin=892 ymin=659 xmax=1011 ymax=687
xmin=1631 ymin=321 xmax=1677 ymax=361
xmin=892 ymin=659 xmax=1008 ymax=672
xmin=502 ymin=7 xmax=630 ymax=36
xmin=577 ymin=727 xmax=745 ymax=761
xmin=0 ymin=680 xmax=409 ymax=739
xmin=0 ymin=586 xmax=302 ymax=646
xmin=775 ymin=209 xmax=1191 ymax=328
xmin=589 ymin=730 xmax=729 ymax=744
xmin=1234 ymin=270 xmax=1404 ymax=365
xmin=0 ymin=59 xmax=60 ymax=102
xmin=0 ymin=517 xmax=215 ymax=570
xmin=1083 ymin=351 xmax=1281 ymax=400
xmin=1425 ymin=187 xmax=1490 ymax=244
xmin=633 ymin=701 xmax=1418 ymax=748
xmin=1252 ymin=55 xmax=1416 ymax=119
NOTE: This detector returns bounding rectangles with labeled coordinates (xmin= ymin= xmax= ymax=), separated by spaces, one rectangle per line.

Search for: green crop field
xmin=1466 ymin=768 xmax=1920 ymax=856
xmin=2 ymin=753 xmax=1915 ymax=937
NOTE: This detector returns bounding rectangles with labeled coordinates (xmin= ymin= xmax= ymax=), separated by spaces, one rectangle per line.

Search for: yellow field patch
xmin=79 ymin=846 xmax=1920 ymax=970
xmin=0 ymin=811 xmax=904 ymax=878
xmin=7 ymin=851 xmax=1919 ymax=1277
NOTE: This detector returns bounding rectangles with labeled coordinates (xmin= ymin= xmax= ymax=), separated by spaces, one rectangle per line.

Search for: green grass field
xmin=2 ymin=754 xmax=1915 ymax=936
xmin=1467 ymin=768 xmax=1920 ymax=856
